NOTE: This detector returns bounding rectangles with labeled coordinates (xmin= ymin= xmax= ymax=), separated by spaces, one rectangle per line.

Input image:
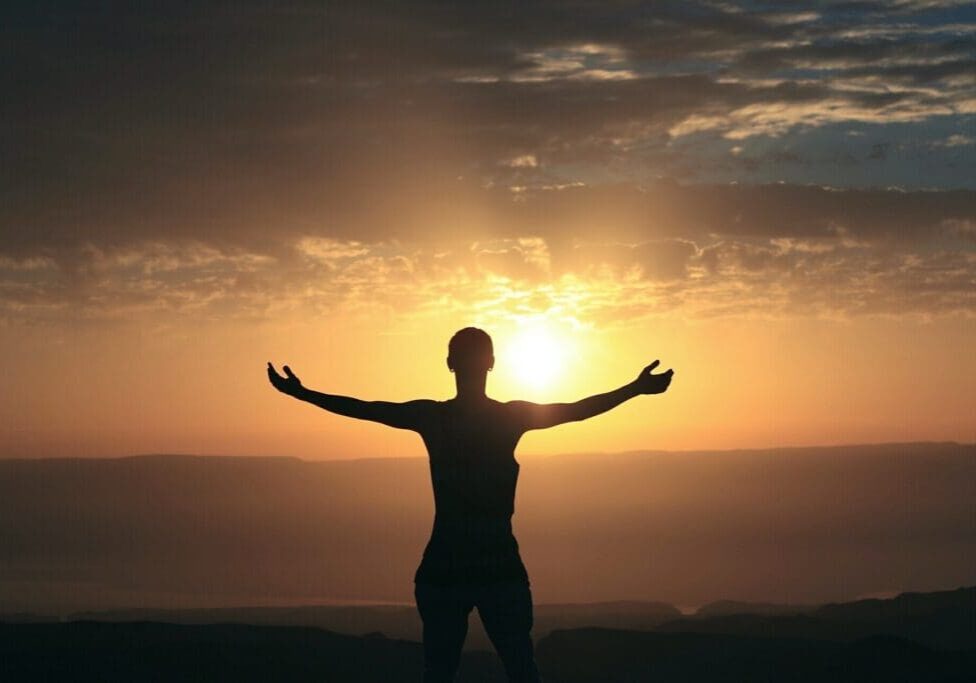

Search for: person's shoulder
xmin=500 ymin=399 xmax=534 ymax=422
xmin=415 ymin=398 xmax=457 ymax=417
xmin=400 ymin=399 xmax=442 ymax=432
xmin=503 ymin=399 xmax=533 ymax=411
xmin=404 ymin=398 xmax=442 ymax=412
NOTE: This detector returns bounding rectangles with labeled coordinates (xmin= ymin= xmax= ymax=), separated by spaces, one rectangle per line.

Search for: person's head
xmin=447 ymin=327 xmax=494 ymax=376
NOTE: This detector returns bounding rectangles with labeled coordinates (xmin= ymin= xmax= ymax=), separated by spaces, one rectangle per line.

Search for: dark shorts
xmin=414 ymin=580 xmax=541 ymax=683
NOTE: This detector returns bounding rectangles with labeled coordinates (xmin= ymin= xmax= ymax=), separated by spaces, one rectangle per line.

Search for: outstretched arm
xmin=267 ymin=363 xmax=432 ymax=431
xmin=510 ymin=360 xmax=674 ymax=431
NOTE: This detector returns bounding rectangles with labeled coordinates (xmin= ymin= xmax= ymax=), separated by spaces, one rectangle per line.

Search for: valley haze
xmin=1 ymin=442 xmax=972 ymax=615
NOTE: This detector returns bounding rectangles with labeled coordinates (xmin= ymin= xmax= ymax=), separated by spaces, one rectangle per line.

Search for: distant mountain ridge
xmin=4 ymin=583 xmax=973 ymax=655
xmin=694 ymin=599 xmax=816 ymax=617
xmin=659 ymin=586 xmax=976 ymax=650
xmin=816 ymin=585 xmax=976 ymax=621
xmin=12 ymin=599 xmax=684 ymax=652
xmin=3 ymin=608 xmax=975 ymax=682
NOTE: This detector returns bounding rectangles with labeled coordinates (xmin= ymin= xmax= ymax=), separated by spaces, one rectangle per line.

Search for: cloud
xmin=1 ymin=3 xmax=973 ymax=326
xmin=295 ymin=238 xmax=370 ymax=266
xmin=1 ymin=181 xmax=973 ymax=326
xmin=933 ymin=133 xmax=975 ymax=147
xmin=2 ymin=1 xmax=972 ymax=224
xmin=502 ymin=155 xmax=540 ymax=168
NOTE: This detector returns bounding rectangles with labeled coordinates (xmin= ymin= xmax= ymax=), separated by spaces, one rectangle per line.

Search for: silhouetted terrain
xmin=537 ymin=628 xmax=976 ymax=683
xmin=1 ymin=443 xmax=973 ymax=613
xmin=6 ymin=584 xmax=972 ymax=650
xmin=2 ymin=444 xmax=974 ymax=679
xmin=661 ymin=586 xmax=976 ymax=651
xmin=694 ymin=599 xmax=816 ymax=617
xmin=2 ymin=617 xmax=975 ymax=682
xmin=0 ymin=621 xmax=464 ymax=682
xmin=55 ymin=600 xmax=682 ymax=651
xmin=4 ymin=584 xmax=974 ymax=681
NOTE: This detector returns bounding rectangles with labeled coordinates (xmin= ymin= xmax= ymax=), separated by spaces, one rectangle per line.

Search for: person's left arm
xmin=509 ymin=360 xmax=674 ymax=431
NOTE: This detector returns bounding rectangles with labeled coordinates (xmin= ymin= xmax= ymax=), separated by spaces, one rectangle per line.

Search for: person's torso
xmin=415 ymin=398 xmax=528 ymax=584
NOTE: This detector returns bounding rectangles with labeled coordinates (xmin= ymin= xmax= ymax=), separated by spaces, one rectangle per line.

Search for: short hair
xmin=448 ymin=327 xmax=493 ymax=366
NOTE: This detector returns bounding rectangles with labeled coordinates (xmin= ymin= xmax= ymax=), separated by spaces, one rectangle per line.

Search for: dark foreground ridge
xmin=0 ymin=621 xmax=432 ymax=682
xmin=2 ymin=620 xmax=975 ymax=683
xmin=538 ymin=628 xmax=976 ymax=683
xmin=3 ymin=586 xmax=975 ymax=682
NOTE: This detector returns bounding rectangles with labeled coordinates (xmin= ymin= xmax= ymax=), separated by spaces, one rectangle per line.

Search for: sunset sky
xmin=2 ymin=1 xmax=974 ymax=460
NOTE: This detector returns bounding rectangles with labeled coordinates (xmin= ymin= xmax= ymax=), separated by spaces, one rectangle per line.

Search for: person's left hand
xmin=633 ymin=360 xmax=674 ymax=395
xmin=267 ymin=362 xmax=304 ymax=396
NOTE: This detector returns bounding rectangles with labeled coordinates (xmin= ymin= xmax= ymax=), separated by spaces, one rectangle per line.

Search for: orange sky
xmin=2 ymin=3 xmax=975 ymax=461
xmin=2 ymin=297 xmax=972 ymax=459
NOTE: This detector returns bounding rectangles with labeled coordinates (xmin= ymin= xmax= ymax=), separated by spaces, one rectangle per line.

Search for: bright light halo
xmin=505 ymin=324 xmax=566 ymax=389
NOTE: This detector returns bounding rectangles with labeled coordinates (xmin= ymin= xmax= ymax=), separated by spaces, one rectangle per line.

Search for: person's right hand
xmin=633 ymin=360 xmax=674 ymax=395
xmin=267 ymin=362 xmax=304 ymax=397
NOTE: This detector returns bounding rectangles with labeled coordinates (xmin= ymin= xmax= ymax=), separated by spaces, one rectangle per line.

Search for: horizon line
xmin=1 ymin=439 xmax=971 ymax=463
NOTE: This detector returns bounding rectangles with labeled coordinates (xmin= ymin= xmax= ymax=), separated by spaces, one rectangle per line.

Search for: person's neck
xmin=453 ymin=373 xmax=488 ymax=402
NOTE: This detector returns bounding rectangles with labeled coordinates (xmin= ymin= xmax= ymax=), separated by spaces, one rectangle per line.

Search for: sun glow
xmin=502 ymin=323 xmax=569 ymax=390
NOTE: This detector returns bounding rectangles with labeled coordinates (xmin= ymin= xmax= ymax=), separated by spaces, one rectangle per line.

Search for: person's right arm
xmin=267 ymin=362 xmax=433 ymax=431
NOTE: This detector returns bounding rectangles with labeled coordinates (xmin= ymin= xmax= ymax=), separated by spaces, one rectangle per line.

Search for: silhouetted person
xmin=268 ymin=327 xmax=673 ymax=682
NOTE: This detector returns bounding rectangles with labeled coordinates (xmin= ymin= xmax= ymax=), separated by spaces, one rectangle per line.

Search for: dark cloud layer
xmin=1 ymin=2 xmax=974 ymax=323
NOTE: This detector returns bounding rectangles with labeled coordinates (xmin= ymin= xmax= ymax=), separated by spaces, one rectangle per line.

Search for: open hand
xmin=267 ymin=362 xmax=304 ymax=397
xmin=633 ymin=360 xmax=674 ymax=395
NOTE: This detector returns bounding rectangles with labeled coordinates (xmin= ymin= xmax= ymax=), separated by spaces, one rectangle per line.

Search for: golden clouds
xmin=2 ymin=178 xmax=975 ymax=330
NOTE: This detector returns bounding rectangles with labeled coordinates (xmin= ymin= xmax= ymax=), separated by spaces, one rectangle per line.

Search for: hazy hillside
xmin=0 ymin=443 xmax=973 ymax=612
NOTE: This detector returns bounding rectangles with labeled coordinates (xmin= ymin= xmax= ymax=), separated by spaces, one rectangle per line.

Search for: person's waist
xmin=431 ymin=513 xmax=514 ymax=534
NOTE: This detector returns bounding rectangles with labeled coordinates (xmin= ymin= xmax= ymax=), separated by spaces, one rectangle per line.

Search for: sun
xmin=502 ymin=323 xmax=568 ymax=390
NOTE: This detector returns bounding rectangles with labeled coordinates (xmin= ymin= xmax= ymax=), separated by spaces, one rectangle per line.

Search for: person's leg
xmin=475 ymin=580 xmax=542 ymax=683
xmin=414 ymin=582 xmax=473 ymax=683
